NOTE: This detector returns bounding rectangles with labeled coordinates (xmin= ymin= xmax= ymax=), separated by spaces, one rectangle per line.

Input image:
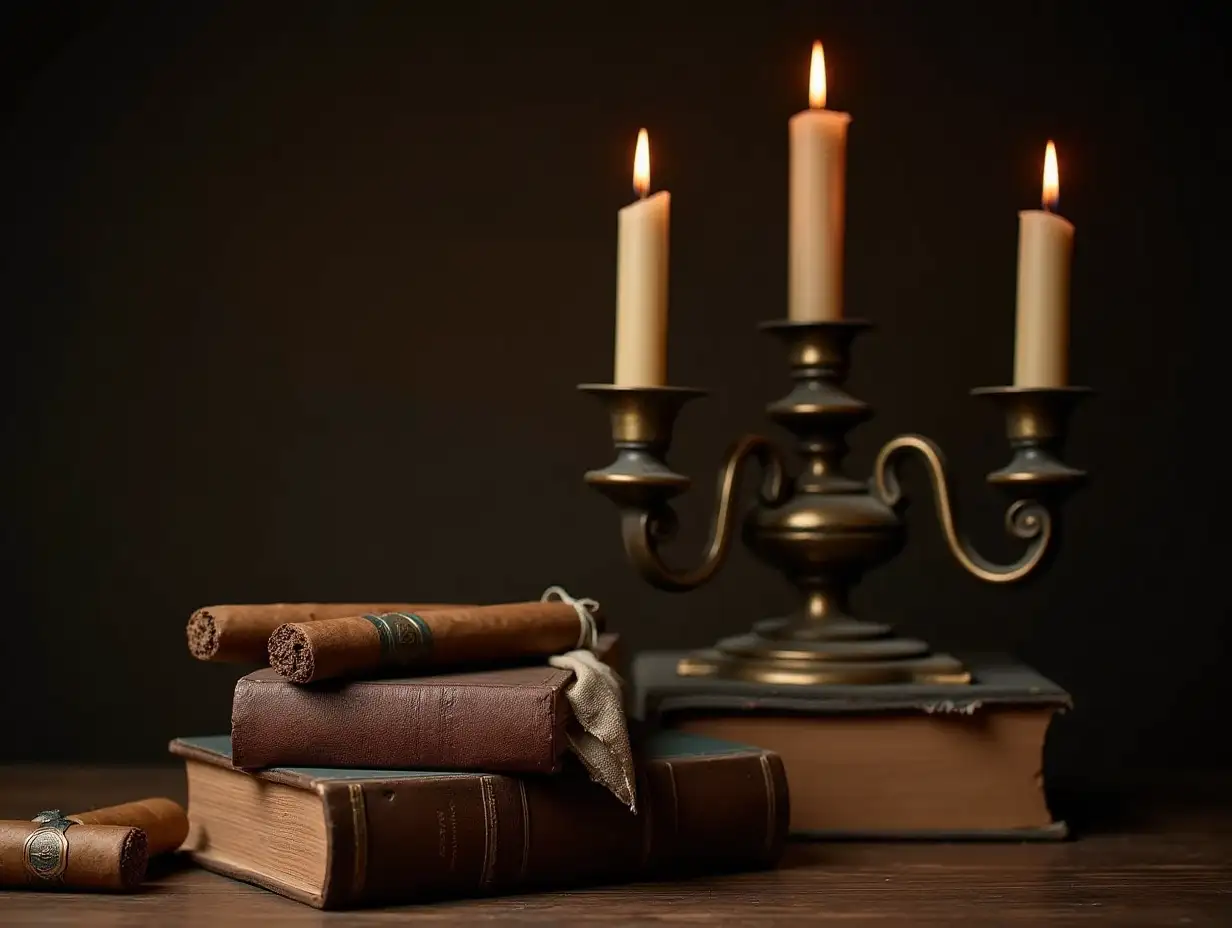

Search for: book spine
xmin=230 ymin=677 xmax=566 ymax=774
xmin=317 ymin=752 xmax=789 ymax=908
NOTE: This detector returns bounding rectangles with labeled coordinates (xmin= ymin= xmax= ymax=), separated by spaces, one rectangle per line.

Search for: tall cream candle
xmin=789 ymin=41 xmax=850 ymax=322
xmin=1014 ymin=141 xmax=1074 ymax=387
xmin=614 ymin=128 xmax=671 ymax=386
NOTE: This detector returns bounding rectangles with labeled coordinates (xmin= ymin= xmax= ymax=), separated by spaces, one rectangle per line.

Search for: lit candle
xmin=789 ymin=41 xmax=850 ymax=321
xmin=1013 ymin=141 xmax=1074 ymax=387
xmin=614 ymin=128 xmax=671 ymax=386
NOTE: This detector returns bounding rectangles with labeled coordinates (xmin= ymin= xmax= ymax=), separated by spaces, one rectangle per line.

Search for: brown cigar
xmin=268 ymin=601 xmax=602 ymax=683
xmin=68 ymin=798 xmax=188 ymax=857
xmin=0 ymin=819 xmax=147 ymax=891
xmin=187 ymin=603 xmax=460 ymax=663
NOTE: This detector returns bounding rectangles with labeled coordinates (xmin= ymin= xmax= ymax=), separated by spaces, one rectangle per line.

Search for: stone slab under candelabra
xmin=581 ymin=319 xmax=1090 ymax=687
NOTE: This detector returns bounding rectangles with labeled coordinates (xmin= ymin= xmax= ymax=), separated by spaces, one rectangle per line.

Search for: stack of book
xmin=175 ymin=601 xmax=789 ymax=909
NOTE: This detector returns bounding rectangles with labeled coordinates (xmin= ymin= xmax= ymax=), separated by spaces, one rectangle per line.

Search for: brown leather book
xmin=635 ymin=652 xmax=1071 ymax=840
xmin=170 ymin=732 xmax=788 ymax=909
xmin=231 ymin=634 xmax=620 ymax=773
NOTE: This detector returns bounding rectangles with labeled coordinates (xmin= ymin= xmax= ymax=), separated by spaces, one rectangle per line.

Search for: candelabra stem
xmin=801 ymin=584 xmax=851 ymax=624
xmin=669 ymin=321 xmax=970 ymax=684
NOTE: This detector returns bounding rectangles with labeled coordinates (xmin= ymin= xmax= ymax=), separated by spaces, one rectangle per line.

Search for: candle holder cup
xmin=581 ymin=320 xmax=1091 ymax=685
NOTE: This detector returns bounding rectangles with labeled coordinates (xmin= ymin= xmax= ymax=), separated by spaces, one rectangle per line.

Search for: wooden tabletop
xmin=1 ymin=765 xmax=1229 ymax=925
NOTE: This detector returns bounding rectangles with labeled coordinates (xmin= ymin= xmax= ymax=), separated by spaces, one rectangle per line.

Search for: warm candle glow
xmin=633 ymin=128 xmax=650 ymax=199
xmin=809 ymin=41 xmax=827 ymax=109
xmin=1042 ymin=140 xmax=1059 ymax=211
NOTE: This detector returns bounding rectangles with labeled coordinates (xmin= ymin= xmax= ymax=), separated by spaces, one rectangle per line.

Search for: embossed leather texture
xmin=232 ymin=635 xmax=620 ymax=774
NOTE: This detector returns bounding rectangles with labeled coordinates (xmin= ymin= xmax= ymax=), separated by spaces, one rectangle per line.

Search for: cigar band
xmin=363 ymin=612 xmax=433 ymax=666
xmin=24 ymin=810 xmax=75 ymax=881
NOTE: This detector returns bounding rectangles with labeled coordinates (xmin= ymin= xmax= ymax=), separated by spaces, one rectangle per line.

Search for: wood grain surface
xmin=1 ymin=765 xmax=1229 ymax=925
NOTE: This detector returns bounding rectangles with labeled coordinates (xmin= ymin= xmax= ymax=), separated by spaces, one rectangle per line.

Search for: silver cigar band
xmin=24 ymin=810 xmax=75 ymax=881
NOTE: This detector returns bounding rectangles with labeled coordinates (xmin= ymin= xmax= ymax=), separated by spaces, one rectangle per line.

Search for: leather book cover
xmin=231 ymin=634 xmax=617 ymax=774
xmin=170 ymin=731 xmax=789 ymax=909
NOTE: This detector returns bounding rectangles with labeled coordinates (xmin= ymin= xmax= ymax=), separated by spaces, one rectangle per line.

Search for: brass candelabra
xmin=580 ymin=319 xmax=1090 ymax=685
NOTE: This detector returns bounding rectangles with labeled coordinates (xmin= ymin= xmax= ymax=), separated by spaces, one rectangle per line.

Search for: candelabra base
xmin=676 ymin=622 xmax=970 ymax=685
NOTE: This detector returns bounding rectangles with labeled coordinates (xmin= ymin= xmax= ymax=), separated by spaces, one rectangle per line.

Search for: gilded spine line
xmin=347 ymin=783 xmax=368 ymax=900
xmin=517 ymin=781 xmax=531 ymax=884
xmin=479 ymin=777 xmax=499 ymax=889
xmin=758 ymin=753 xmax=776 ymax=859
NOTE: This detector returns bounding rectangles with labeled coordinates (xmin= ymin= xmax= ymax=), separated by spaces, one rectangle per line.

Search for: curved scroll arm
xmin=871 ymin=434 xmax=1053 ymax=584
xmin=621 ymin=434 xmax=789 ymax=592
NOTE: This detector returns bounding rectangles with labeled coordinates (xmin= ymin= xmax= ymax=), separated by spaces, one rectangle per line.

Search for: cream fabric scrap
xmin=549 ymin=649 xmax=638 ymax=812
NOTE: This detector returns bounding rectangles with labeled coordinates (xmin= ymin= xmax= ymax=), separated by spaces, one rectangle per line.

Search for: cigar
xmin=268 ymin=601 xmax=603 ymax=683
xmin=187 ymin=603 xmax=459 ymax=664
xmin=68 ymin=798 xmax=188 ymax=857
xmin=0 ymin=818 xmax=147 ymax=891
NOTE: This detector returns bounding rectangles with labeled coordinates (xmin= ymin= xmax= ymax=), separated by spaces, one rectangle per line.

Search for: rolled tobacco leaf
xmin=187 ymin=602 xmax=459 ymax=664
xmin=268 ymin=601 xmax=603 ymax=684
xmin=0 ymin=816 xmax=147 ymax=892
xmin=69 ymin=797 xmax=189 ymax=857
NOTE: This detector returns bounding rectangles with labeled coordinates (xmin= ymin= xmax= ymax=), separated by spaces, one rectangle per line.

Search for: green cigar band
xmin=362 ymin=612 xmax=434 ymax=666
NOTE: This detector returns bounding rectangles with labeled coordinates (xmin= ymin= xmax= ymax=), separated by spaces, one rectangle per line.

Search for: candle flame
xmin=1042 ymin=140 xmax=1059 ymax=211
xmin=809 ymin=41 xmax=827 ymax=109
xmin=633 ymin=128 xmax=650 ymax=198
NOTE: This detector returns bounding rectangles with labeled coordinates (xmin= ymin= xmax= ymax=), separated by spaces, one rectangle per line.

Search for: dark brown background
xmin=2 ymin=1 xmax=1226 ymax=787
